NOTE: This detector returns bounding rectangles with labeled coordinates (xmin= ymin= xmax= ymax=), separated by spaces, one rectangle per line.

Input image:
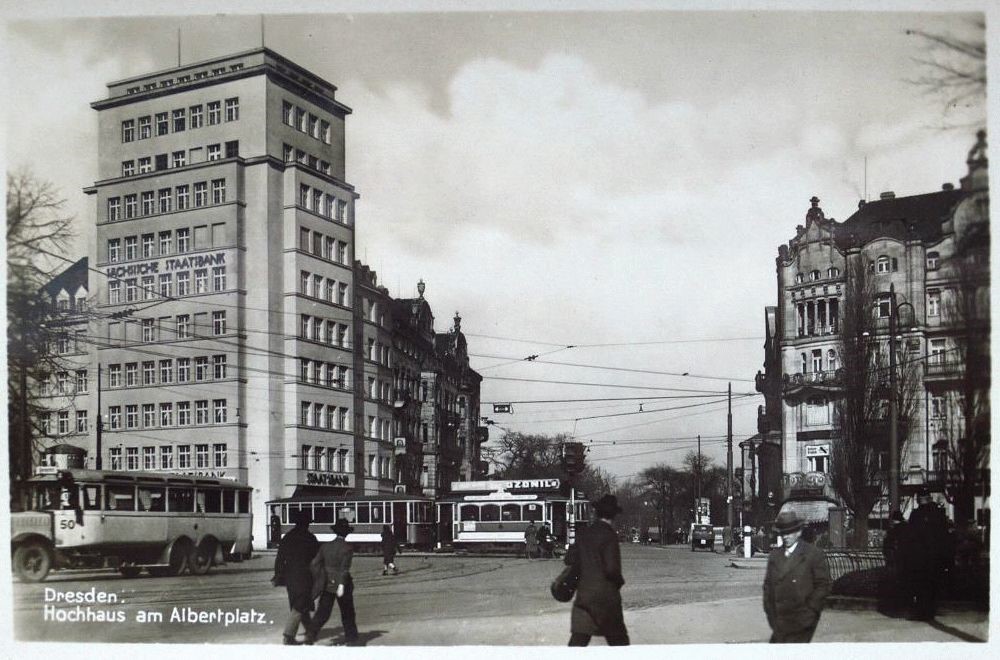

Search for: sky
xmin=3 ymin=3 xmax=991 ymax=484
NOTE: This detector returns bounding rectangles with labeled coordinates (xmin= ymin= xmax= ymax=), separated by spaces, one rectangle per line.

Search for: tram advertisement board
xmin=450 ymin=479 xmax=560 ymax=492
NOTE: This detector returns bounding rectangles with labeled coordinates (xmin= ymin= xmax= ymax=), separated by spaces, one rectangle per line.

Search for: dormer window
xmin=795 ymin=273 xmax=805 ymax=284
xmin=876 ymin=256 xmax=891 ymax=274
xmin=810 ymin=270 xmax=820 ymax=281
xmin=827 ymin=267 xmax=840 ymax=278
xmin=926 ymin=252 xmax=940 ymax=270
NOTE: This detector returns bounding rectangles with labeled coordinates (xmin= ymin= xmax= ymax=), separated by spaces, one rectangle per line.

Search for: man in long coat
xmin=306 ymin=518 xmax=358 ymax=645
xmin=762 ymin=511 xmax=831 ymax=643
xmin=905 ymin=488 xmax=950 ymax=620
xmin=271 ymin=510 xmax=319 ymax=645
xmin=565 ymin=494 xmax=629 ymax=646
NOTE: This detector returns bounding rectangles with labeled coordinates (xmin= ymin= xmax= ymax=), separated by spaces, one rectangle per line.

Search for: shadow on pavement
xmin=925 ymin=619 xmax=985 ymax=643
xmin=314 ymin=628 xmax=386 ymax=646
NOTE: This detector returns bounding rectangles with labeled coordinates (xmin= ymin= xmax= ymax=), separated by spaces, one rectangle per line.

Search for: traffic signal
xmin=562 ymin=442 xmax=585 ymax=476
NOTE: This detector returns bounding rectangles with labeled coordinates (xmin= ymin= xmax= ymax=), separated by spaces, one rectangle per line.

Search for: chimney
xmin=942 ymin=182 xmax=954 ymax=191
xmin=879 ymin=191 xmax=895 ymax=200
xmin=858 ymin=199 xmax=866 ymax=209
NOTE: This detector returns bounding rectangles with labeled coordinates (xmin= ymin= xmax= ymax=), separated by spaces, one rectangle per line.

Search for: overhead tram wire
xmin=483 ymin=376 xmax=755 ymax=394
xmin=464 ymin=331 xmax=765 ymax=348
xmin=470 ymin=352 xmax=756 ymax=383
xmin=480 ymin=394 xmax=735 ymax=404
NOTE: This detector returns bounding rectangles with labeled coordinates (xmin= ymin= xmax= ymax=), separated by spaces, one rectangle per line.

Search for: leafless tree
xmin=936 ymin=224 xmax=990 ymax=524
xmin=7 ymin=170 xmax=76 ymax=496
xmin=487 ymin=430 xmax=614 ymax=500
xmin=639 ymin=464 xmax=685 ymax=544
xmin=832 ymin=261 xmax=921 ymax=547
xmin=906 ymin=19 xmax=986 ymax=127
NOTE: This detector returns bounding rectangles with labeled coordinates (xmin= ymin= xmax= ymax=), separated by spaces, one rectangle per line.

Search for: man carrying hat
xmin=565 ymin=494 xmax=629 ymax=646
xmin=762 ymin=511 xmax=831 ymax=643
xmin=306 ymin=518 xmax=358 ymax=645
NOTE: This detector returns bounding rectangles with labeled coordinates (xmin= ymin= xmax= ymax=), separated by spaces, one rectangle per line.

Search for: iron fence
xmin=823 ymin=549 xmax=885 ymax=582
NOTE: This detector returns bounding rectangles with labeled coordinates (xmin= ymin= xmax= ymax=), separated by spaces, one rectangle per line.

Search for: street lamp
xmin=866 ymin=283 xmax=917 ymax=514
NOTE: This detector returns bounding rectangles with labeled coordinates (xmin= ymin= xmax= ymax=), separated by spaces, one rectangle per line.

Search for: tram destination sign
xmin=451 ymin=478 xmax=560 ymax=492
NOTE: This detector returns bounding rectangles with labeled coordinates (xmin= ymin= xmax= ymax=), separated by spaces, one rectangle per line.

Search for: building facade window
xmin=211 ymin=179 xmax=226 ymax=204
xmin=927 ymin=252 xmax=940 ymax=270
xmin=213 ymin=311 xmax=226 ymax=335
xmin=176 ymin=186 xmax=190 ymax=210
xmin=225 ymin=98 xmax=239 ymax=121
xmin=177 ymin=227 xmax=191 ymax=252
xmin=138 ymin=116 xmax=151 ymax=139
xmin=194 ymin=182 xmax=208 ymax=206
xmin=172 ymin=108 xmax=186 ymax=132
xmin=207 ymin=101 xmax=221 ymax=125
xmin=928 ymin=290 xmax=941 ymax=317
xmin=122 ymin=119 xmax=135 ymax=142
xmin=189 ymin=105 xmax=203 ymax=128
xmin=178 ymin=401 xmax=191 ymax=425
xmin=156 ymin=112 xmax=169 ymax=136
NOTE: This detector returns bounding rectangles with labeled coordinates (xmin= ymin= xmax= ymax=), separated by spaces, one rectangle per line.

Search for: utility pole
xmin=96 ymin=364 xmax=103 ymax=470
xmin=888 ymin=283 xmax=899 ymax=514
xmin=696 ymin=434 xmax=702 ymax=523
xmin=727 ymin=382 xmax=733 ymax=531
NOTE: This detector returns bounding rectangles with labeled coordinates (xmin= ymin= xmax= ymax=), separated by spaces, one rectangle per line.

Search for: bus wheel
xmin=189 ymin=540 xmax=215 ymax=576
xmin=14 ymin=541 xmax=52 ymax=582
xmin=151 ymin=541 xmax=190 ymax=577
xmin=118 ymin=565 xmax=142 ymax=578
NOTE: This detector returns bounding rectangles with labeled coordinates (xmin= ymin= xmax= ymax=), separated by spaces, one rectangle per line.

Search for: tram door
xmin=393 ymin=502 xmax=407 ymax=542
xmin=550 ymin=502 xmax=567 ymax=540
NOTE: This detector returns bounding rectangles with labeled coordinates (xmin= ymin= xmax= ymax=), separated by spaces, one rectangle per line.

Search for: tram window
xmin=222 ymin=489 xmax=235 ymax=513
xmin=106 ymin=485 xmax=136 ymax=511
xmin=419 ymin=503 xmax=432 ymax=523
xmin=371 ymin=503 xmax=383 ymax=522
xmin=314 ymin=503 xmax=334 ymax=523
xmin=481 ymin=504 xmax=500 ymax=522
xmin=501 ymin=504 xmax=521 ymax=521
xmin=525 ymin=504 xmax=542 ymax=521
xmin=202 ymin=489 xmax=222 ymax=513
xmin=238 ymin=490 xmax=250 ymax=513
xmin=195 ymin=491 xmax=206 ymax=513
xmin=357 ymin=503 xmax=370 ymax=523
xmin=460 ymin=505 xmax=479 ymax=521
xmin=338 ymin=504 xmax=356 ymax=523
xmin=81 ymin=485 xmax=101 ymax=510
xmin=168 ymin=487 xmax=195 ymax=512
xmin=137 ymin=486 xmax=166 ymax=512
xmin=287 ymin=503 xmax=308 ymax=522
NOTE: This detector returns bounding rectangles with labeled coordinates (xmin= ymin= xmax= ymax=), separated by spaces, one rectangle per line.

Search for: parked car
xmin=691 ymin=524 xmax=714 ymax=552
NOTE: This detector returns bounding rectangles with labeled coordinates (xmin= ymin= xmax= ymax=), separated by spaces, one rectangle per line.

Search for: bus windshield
xmin=30 ymin=484 xmax=78 ymax=511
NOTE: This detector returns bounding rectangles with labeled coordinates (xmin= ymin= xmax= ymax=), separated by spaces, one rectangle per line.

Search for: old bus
xmin=10 ymin=467 xmax=253 ymax=582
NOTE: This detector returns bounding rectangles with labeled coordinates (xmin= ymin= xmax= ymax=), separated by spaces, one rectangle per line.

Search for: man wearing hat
xmin=762 ymin=510 xmax=831 ymax=643
xmin=564 ymin=494 xmax=629 ymax=646
xmin=905 ymin=488 xmax=950 ymax=620
xmin=271 ymin=510 xmax=320 ymax=645
xmin=306 ymin=518 xmax=358 ymax=645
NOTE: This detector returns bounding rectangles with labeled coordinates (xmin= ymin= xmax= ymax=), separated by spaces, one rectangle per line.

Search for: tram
xmin=436 ymin=479 xmax=589 ymax=553
xmin=265 ymin=494 xmax=435 ymax=552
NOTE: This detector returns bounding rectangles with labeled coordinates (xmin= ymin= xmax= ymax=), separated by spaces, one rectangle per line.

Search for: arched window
xmin=827 ymin=267 xmax=840 ymax=278
xmin=926 ymin=251 xmax=940 ymax=270
xmin=810 ymin=270 xmax=821 ymax=281
xmin=876 ymin=256 xmax=891 ymax=274
xmin=795 ymin=273 xmax=805 ymax=284
xmin=827 ymin=349 xmax=838 ymax=372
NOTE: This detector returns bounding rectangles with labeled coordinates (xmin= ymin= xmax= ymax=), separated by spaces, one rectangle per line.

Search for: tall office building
xmin=86 ymin=49 xmax=359 ymax=544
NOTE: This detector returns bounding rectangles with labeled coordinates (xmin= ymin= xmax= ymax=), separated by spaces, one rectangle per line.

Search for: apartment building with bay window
xmin=85 ymin=48 xmax=358 ymax=544
xmin=757 ymin=131 xmax=990 ymax=527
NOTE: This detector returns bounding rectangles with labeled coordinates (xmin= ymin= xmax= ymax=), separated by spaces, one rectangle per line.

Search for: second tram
xmin=436 ymin=479 xmax=589 ymax=553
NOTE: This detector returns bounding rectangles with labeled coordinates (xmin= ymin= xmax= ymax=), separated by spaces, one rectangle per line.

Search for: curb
xmin=825 ymin=595 xmax=988 ymax=613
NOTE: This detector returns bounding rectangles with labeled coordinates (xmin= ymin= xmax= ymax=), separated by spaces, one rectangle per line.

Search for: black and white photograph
xmin=2 ymin=1 xmax=994 ymax=656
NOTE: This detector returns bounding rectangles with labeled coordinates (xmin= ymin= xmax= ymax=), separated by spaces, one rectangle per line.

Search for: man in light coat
xmin=762 ymin=511 xmax=831 ymax=643
xmin=306 ymin=518 xmax=358 ymax=645
xmin=565 ymin=494 xmax=629 ymax=646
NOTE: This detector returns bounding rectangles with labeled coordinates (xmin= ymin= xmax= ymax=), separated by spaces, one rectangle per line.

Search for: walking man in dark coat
xmin=905 ymin=488 xmax=950 ymax=620
xmin=306 ymin=518 xmax=358 ymax=645
xmin=381 ymin=524 xmax=399 ymax=575
xmin=762 ymin=511 xmax=831 ymax=643
xmin=271 ymin=510 xmax=319 ymax=645
xmin=565 ymin=494 xmax=629 ymax=646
